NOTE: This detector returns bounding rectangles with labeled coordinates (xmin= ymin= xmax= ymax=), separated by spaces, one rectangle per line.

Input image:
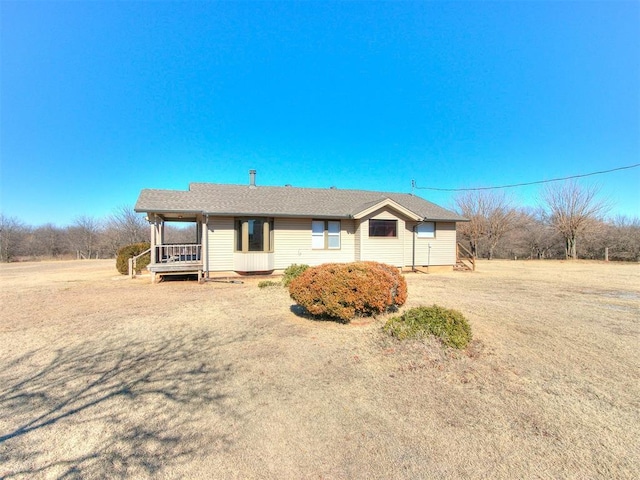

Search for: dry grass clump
xmin=384 ymin=305 xmax=472 ymax=348
xmin=289 ymin=261 xmax=407 ymax=322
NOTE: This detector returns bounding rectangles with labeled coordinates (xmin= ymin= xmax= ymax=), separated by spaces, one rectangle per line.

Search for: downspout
xmin=412 ymin=224 xmax=416 ymax=272
xmin=413 ymin=220 xmax=430 ymax=273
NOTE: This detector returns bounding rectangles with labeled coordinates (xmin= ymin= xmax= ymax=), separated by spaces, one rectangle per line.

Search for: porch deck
xmin=148 ymin=244 xmax=204 ymax=282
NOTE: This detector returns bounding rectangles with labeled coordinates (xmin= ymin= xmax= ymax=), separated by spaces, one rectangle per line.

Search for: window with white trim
xmin=312 ymin=220 xmax=325 ymax=249
xmin=312 ymin=220 xmax=341 ymax=249
xmin=417 ymin=222 xmax=435 ymax=238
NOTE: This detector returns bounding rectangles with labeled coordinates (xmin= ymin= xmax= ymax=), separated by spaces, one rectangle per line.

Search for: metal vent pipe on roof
xmin=249 ymin=169 xmax=256 ymax=187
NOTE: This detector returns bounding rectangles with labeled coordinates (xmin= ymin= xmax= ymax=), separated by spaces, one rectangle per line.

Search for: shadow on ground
xmin=0 ymin=331 xmax=248 ymax=478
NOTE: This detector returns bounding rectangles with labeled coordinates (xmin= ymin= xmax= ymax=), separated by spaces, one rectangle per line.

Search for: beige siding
xmin=233 ymin=252 xmax=274 ymax=272
xmin=404 ymin=221 xmax=457 ymax=266
xmin=273 ymin=218 xmax=356 ymax=269
xmin=359 ymin=207 xmax=406 ymax=267
xmin=354 ymin=220 xmax=362 ymax=261
xmin=206 ymin=217 xmax=235 ymax=271
xmin=205 ymin=215 xmax=458 ymax=272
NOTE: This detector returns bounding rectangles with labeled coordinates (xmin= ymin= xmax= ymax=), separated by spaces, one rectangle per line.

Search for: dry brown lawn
xmin=0 ymin=259 xmax=638 ymax=479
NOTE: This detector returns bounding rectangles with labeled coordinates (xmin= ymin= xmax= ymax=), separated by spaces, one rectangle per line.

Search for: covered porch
xmin=147 ymin=213 xmax=207 ymax=282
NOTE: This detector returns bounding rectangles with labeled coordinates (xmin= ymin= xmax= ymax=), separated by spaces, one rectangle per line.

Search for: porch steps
xmin=454 ymin=260 xmax=474 ymax=271
xmin=455 ymin=242 xmax=475 ymax=272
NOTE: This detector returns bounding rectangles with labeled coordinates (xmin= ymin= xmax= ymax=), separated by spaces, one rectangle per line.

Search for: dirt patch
xmin=1 ymin=259 xmax=638 ymax=479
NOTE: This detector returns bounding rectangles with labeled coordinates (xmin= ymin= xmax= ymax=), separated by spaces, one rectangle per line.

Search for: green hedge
xmin=116 ymin=242 xmax=151 ymax=275
xmin=282 ymin=264 xmax=309 ymax=287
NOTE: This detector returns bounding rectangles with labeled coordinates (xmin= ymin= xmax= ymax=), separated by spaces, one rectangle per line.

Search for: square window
xmin=369 ymin=219 xmax=397 ymax=237
xmin=311 ymin=220 xmax=341 ymax=249
xmin=417 ymin=222 xmax=435 ymax=238
xmin=235 ymin=217 xmax=273 ymax=252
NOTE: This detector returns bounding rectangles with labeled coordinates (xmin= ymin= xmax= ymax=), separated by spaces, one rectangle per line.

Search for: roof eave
xmin=135 ymin=208 xmax=204 ymax=215
xmin=202 ymin=211 xmax=352 ymax=219
xmin=426 ymin=218 xmax=469 ymax=223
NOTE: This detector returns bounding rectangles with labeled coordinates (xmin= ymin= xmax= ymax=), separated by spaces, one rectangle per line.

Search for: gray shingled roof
xmin=134 ymin=183 xmax=467 ymax=222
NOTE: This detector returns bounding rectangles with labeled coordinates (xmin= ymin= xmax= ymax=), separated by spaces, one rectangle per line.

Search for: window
xmin=417 ymin=222 xmax=435 ymax=238
xmin=312 ymin=220 xmax=341 ymax=249
xmin=327 ymin=221 xmax=340 ymax=249
xmin=312 ymin=220 xmax=325 ymax=249
xmin=369 ymin=219 xmax=397 ymax=237
xmin=236 ymin=218 xmax=273 ymax=252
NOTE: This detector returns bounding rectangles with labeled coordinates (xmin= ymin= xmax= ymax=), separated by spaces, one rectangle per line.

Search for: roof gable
xmin=352 ymin=198 xmax=422 ymax=221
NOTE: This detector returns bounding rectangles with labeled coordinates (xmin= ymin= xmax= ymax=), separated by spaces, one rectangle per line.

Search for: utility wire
xmin=412 ymin=163 xmax=640 ymax=192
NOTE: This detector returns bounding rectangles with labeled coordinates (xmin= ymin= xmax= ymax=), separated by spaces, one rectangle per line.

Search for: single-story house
xmin=134 ymin=170 xmax=468 ymax=281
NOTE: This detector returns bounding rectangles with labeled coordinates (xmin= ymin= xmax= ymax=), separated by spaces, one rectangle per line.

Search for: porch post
xmin=202 ymin=215 xmax=209 ymax=277
xmin=196 ymin=221 xmax=202 ymax=242
xmin=149 ymin=216 xmax=157 ymax=283
xmin=150 ymin=220 xmax=157 ymax=264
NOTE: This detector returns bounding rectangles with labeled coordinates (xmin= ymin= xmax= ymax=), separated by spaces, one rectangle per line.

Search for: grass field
xmin=1 ymin=259 xmax=638 ymax=479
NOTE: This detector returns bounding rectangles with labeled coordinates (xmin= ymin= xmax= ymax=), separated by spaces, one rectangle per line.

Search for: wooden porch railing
xmin=155 ymin=244 xmax=202 ymax=264
xmin=128 ymin=247 xmax=151 ymax=279
xmin=456 ymin=243 xmax=476 ymax=271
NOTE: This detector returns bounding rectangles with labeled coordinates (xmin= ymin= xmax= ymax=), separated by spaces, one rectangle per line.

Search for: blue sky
xmin=1 ymin=0 xmax=638 ymax=226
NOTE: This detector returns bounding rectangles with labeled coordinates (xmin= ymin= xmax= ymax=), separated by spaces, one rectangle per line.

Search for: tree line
xmin=0 ymin=206 xmax=194 ymax=262
xmin=456 ymin=181 xmax=639 ymax=261
xmin=1 ymin=181 xmax=638 ymax=263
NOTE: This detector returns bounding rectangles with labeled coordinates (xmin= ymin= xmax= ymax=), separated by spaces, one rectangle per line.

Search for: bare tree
xmin=455 ymin=191 xmax=517 ymax=259
xmin=540 ymin=181 xmax=610 ymax=260
xmin=67 ymin=215 xmax=102 ymax=259
xmin=101 ymin=206 xmax=149 ymax=256
xmin=107 ymin=205 xmax=148 ymax=246
xmin=164 ymin=223 xmax=197 ymax=244
xmin=579 ymin=218 xmax=610 ymax=260
xmin=32 ymin=223 xmax=67 ymax=258
xmin=455 ymin=192 xmax=486 ymax=257
xmin=0 ymin=214 xmax=30 ymax=262
xmin=484 ymin=194 xmax=518 ymax=260
xmin=519 ymin=209 xmax=563 ymax=259
xmin=603 ymin=215 xmax=640 ymax=261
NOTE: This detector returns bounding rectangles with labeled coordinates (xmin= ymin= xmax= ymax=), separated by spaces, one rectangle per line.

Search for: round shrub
xmin=289 ymin=261 xmax=407 ymax=322
xmin=116 ymin=242 xmax=151 ymax=275
xmin=383 ymin=305 xmax=472 ymax=349
xmin=282 ymin=263 xmax=309 ymax=287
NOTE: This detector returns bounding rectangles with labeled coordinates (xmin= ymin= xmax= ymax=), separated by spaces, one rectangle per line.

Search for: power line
xmin=412 ymin=163 xmax=640 ymax=192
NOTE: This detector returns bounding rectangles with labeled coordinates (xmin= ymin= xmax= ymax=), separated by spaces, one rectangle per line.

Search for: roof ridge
xmin=189 ymin=182 xmax=415 ymax=195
